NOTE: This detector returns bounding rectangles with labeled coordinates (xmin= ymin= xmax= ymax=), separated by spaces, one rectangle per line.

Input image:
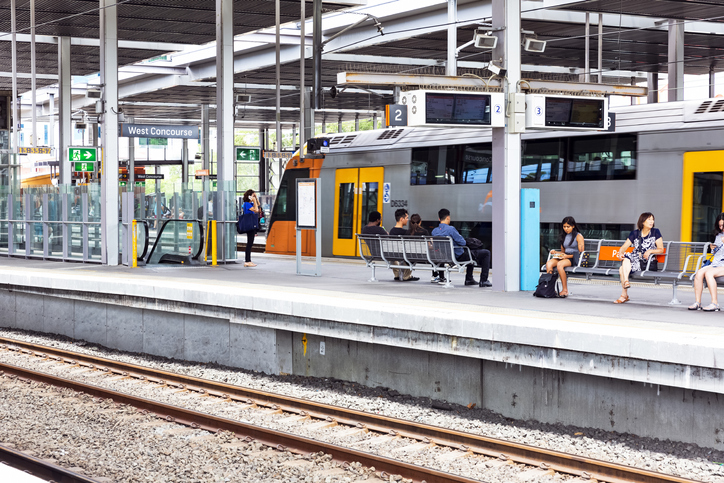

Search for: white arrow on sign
xmin=84 ymin=151 xmax=92 ymax=159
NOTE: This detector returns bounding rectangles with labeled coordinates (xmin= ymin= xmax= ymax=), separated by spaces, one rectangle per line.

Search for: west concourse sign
xmin=120 ymin=123 xmax=199 ymax=139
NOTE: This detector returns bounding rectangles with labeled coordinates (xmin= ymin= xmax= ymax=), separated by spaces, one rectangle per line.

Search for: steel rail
xmin=0 ymin=443 xmax=101 ymax=483
xmin=0 ymin=361 xmax=478 ymax=483
xmin=0 ymin=337 xmax=702 ymax=483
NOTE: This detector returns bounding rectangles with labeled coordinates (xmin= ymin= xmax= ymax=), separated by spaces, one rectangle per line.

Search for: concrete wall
xmin=3 ymin=286 xmax=724 ymax=450
xmin=0 ymin=288 xmax=292 ymax=375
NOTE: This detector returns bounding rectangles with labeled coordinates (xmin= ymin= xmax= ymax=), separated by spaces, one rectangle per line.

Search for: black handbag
xmin=237 ymin=207 xmax=258 ymax=233
xmin=465 ymin=237 xmax=484 ymax=250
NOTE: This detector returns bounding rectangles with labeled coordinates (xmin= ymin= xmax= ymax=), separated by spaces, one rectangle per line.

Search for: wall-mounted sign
xmin=136 ymin=174 xmax=164 ymax=180
xmin=18 ymin=147 xmax=53 ymax=155
xmin=120 ymin=123 xmax=199 ymax=139
xmin=236 ymin=146 xmax=261 ymax=162
xmin=385 ymin=104 xmax=407 ymax=127
xmin=73 ymin=162 xmax=95 ymax=172
xmin=69 ymin=147 xmax=97 ymax=162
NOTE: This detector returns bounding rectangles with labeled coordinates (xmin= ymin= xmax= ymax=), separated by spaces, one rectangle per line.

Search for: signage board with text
xmin=120 ymin=123 xmax=199 ymax=139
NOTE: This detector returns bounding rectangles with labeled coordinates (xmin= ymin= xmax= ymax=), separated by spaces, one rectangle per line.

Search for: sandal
xmin=244 ymin=262 xmax=257 ymax=267
xmin=559 ymin=291 xmax=568 ymax=298
xmin=703 ymin=303 xmax=721 ymax=312
xmin=688 ymin=302 xmax=702 ymax=311
xmin=622 ymin=281 xmax=631 ymax=289
xmin=614 ymin=295 xmax=630 ymax=304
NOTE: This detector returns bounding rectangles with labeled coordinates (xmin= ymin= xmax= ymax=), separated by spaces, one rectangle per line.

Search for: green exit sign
xmin=74 ymin=162 xmax=95 ymax=172
xmin=69 ymin=147 xmax=97 ymax=162
xmin=235 ymin=146 xmax=260 ymax=162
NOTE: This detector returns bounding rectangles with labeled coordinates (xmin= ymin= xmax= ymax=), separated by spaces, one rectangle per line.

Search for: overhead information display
xmin=425 ymin=93 xmax=491 ymax=125
xmin=402 ymin=90 xmax=505 ymax=128
xmin=527 ymin=94 xmax=607 ymax=131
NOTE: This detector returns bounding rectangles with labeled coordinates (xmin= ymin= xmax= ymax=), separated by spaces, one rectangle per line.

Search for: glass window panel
xmin=410 ymin=146 xmax=458 ymax=185
xmin=337 ymin=183 xmax=355 ymax=239
xmin=521 ymin=139 xmax=563 ymax=182
xmin=360 ymin=182 xmax=378 ymax=228
xmin=566 ymin=134 xmax=637 ymax=181
xmin=461 ymin=143 xmax=492 ymax=184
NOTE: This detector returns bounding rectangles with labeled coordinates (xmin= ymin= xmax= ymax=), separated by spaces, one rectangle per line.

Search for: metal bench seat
xmin=357 ymin=234 xmax=473 ymax=288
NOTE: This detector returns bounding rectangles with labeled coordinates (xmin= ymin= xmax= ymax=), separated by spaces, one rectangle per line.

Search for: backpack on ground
xmin=533 ymin=272 xmax=559 ymax=298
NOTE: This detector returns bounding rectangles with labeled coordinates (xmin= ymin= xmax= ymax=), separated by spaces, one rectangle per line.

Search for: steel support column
xmin=181 ymin=138 xmax=188 ymax=187
xmin=668 ymin=19 xmax=684 ymax=102
xmin=584 ymin=12 xmax=590 ymax=83
xmin=201 ymin=104 xmax=210 ymax=171
xmin=491 ymin=0 xmax=521 ymax=292
xmin=275 ymin=0 xmax=282 ymax=164
xmin=58 ymin=36 xmax=71 ymax=186
xmin=128 ymin=117 xmax=134 ymax=187
xmin=710 ymin=65 xmax=716 ymax=98
xmin=313 ymin=0 xmax=323 ymax=109
xmin=597 ymin=14 xmax=602 ymax=83
xmin=216 ymin=0 xmax=235 ymax=260
xmin=300 ymin=0 xmax=307 ymax=149
xmin=446 ymin=0 xmax=457 ymax=77
xmin=100 ymin=0 xmax=120 ymax=265
xmin=647 ymin=72 xmax=658 ymax=104
xmin=11 ymin=0 xmax=18 ymax=154
xmin=31 ymin=0 xmax=36 ymax=146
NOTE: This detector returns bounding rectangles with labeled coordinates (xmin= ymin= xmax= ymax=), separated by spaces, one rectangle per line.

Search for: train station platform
xmin=0 ymin=255 xmax=722 ymax=450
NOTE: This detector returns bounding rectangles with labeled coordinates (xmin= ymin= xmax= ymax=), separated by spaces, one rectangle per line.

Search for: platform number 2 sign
xmin=386 ymin=104 xmax=407 ymax=127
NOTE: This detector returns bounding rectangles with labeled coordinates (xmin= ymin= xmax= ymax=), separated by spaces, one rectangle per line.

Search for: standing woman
xmin=614 ymin=212 xmax=664 ymax=303
xmin=545 ymin=216 xmax=584 ymax=298
xmin=241 ymin=189 xmax=260 ymax=267
xmin=689 ymin=213 xmax=724 ymax=311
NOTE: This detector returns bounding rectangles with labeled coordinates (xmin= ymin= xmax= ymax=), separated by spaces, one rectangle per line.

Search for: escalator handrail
xmin=137 ymin=220 xmax=150 ymax=261
xmin=145 ymin=218 xmax=205 ymax=264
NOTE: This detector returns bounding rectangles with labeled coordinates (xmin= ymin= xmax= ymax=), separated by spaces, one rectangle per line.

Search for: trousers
xmin=457 ymin=248 xmax=491 ymax=281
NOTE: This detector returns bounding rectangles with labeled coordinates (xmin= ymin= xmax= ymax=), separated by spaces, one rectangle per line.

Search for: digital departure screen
xmin=426 ymin=93 xmax=491 ymax=125
xmin=545 ymin=97 xmax=604 ymax=128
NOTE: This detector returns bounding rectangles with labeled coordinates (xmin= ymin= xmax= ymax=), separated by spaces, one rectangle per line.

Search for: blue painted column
xmin=520 ymin=189 xmax=540 ymax=291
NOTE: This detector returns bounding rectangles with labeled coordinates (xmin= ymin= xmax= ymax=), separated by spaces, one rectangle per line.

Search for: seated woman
xmin=689 ymin=213 xmax=724 ymax=312
xmin=614 ymin=212 xmax=664 ymax=304
xmin=545 ymin=216 xmax=584 ymax=298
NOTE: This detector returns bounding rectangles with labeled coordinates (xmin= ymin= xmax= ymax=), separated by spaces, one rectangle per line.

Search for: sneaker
xmin=430 ymin=276 xmax=441 ymax=283
xmin=479 ymin=280 xmax=492 ymax=287
xmin=402 ymin=276 xmax=420 ymax=282
xmin=464 ymin=279 xmax=477 ymax=286
xmin=438 ymin=278 xmax=449 ymax=285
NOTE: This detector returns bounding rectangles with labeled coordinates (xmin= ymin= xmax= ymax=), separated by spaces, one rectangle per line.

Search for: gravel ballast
xmin=1 ymin=328 xmax=723 ymax=482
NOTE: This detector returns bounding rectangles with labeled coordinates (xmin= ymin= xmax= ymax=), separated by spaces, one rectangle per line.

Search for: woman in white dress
xmin=689 ymin=213 xmax=724 ymax=312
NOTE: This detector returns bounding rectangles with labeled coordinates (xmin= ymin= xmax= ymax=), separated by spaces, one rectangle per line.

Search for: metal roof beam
xmin=336 ymin=71 xmax=648 ymax=96
xmin=0 ymin=32 xmax=194 ymax=51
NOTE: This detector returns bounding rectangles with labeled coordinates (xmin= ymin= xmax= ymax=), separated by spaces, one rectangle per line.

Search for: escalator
xmin=145 ymin=219 xmax=205 ymax=265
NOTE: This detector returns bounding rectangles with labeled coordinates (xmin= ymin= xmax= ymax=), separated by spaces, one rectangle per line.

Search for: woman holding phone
xmin=545 ymin=216 xmax=584 ymax=298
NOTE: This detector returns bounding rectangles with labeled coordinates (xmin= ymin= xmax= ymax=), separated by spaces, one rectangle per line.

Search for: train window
xmin=540 ymin=222 xmax=634 ymax=265
xmin=566 ymin=134 xmax=636 ymax=181
xmin=338 ymin=183 xmax=355 ymax=239
xmin=411 ymin=146 xmax=457 ymax=185
xmin=360 ymin=182 xmax=379 ymax=231
xmin=270 ymin=168 xmax=310 ymax=223
xmin=521 ymin=139 xmax=564 ymax=182
xmin=461 ymin=143 xmax=492 ymax=184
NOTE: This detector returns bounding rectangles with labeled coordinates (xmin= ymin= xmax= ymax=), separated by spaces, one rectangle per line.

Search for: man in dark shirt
xmin=431 ymin=208 xmax=491 ymax=287
xmin=389 ymin=208 xmax=419 ymax=282
xmin=360 ymin=211 xmax=387 ymax=235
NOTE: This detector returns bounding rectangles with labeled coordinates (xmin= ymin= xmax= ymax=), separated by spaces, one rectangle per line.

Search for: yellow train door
xmin=332 ymin=167 xmax=384 ymax=256
xmin=681 ymin=151 xmax=724 ymax=242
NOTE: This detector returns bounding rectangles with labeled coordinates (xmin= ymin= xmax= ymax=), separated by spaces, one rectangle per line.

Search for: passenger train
xmin=265 ymin=97 xmax=724 ymax=261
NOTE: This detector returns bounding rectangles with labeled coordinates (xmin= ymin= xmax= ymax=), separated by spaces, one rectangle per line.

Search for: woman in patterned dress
xmin=614 ymin=212 xmax=664 ymax=304
xmin=689 ymin=213 xmax=724 ymax=311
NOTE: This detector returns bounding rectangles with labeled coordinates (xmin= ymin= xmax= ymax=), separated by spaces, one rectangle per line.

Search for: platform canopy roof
xmin=6 ymin=0 xmax=724 ymax=128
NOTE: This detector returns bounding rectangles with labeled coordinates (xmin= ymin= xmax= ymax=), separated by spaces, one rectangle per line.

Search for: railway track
xmin=0 ymin=336 xmax=703 ymax=483
xmin=0 ymin=443 xmax=100 ymax=483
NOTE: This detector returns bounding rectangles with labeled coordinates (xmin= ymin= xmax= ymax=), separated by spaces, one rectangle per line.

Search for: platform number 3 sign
xmin=386 ymin=104 xmax=407 ymax=127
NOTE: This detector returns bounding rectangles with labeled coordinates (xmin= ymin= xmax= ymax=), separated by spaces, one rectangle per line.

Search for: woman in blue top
xmin=689 ymin=213 xmax=724 ymax=311
xmin=241 ymin=189 xmax=260 ymax=267
xmin=545 ymin=216 xmax=584 ymax=298
xmin=614 ymin=212 xmax=664 ymax=304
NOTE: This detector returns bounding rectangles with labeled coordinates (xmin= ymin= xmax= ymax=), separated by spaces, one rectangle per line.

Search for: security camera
xmin=523 ymin=37 xmax=547 ymax=53
xmin=473 ymin=30 xmax=498 ymax=49
xmin=87 ymin=88 xmax=101 ymax=99
xmin=235 ymin=94 xmax=251 ymax=103
xmin=487 ymin=61 xmax=507 ymax=78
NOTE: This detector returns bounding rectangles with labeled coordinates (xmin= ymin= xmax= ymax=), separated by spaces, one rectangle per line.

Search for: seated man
xmin=360 ymin=210 xmax=387 ymax=235
xmin=431 ymin=208 xmax=491 ymax=287
xmin=388 ymin=208 xmax=419 ymax=282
